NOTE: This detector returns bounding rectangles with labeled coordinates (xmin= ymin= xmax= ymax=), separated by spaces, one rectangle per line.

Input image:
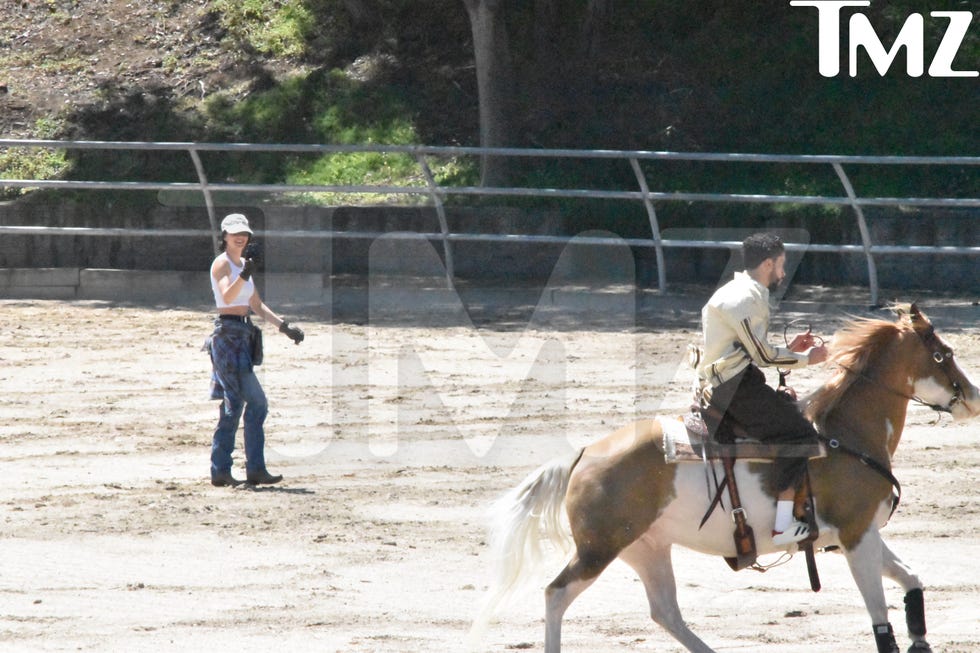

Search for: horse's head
xmin=899 ymin=303 xmax=980 ymax=421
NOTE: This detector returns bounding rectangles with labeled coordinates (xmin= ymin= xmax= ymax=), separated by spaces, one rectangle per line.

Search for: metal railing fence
xmin=1 ymin=139 xmax=978 ymax=305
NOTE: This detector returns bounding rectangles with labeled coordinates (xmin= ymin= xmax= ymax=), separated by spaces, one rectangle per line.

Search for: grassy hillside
xmin=0 ymin=0 xmax=477 ymax=197
xmin=1 ymin=0 xmax=977 ymax=205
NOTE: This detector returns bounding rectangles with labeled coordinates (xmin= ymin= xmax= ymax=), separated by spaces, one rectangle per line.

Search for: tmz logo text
xmin=790 ymin=1 xmax=977 ymax=78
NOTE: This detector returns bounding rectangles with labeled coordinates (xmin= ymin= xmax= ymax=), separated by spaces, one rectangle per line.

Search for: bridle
xmin=914 ymin=324 xmax=964 ymax=413
xmin=789 ymin=316 xmax=962 ymax=520
xmin=836 ymin=323 xmax=963 ymax=414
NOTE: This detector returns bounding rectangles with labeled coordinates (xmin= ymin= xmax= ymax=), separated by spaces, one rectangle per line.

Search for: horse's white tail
xmin=466 ymin=450 xmax=580 ymax=650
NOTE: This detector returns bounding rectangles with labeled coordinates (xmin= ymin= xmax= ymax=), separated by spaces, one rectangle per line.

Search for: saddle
xmin=663 ymin=408 xmax=826 ymax=463
xmin=661 ymin=406 xmax=825 ymax=583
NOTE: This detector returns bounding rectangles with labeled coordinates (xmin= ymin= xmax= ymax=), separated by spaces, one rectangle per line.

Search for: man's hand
xmin=788 ymin=331 xmax=816 ymax=352
xmin=807 ymin=344 xmax=829 ymax=365
xmin=788 ymin=329 xmax=828 ymax=365
xmin=279 ymin=320 xmax=304 ymax=345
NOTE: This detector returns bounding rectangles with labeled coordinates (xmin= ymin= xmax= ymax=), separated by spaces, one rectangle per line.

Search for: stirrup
xmin=772 ymin=520 xmax=810 ymax=545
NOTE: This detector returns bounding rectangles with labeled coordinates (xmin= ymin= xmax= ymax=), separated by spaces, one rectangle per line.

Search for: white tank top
xmin=211 ymin=253 xmax=255 ymax=309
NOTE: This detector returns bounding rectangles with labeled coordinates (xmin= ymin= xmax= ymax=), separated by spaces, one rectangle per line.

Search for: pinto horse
xmin=471 ymin=304 xmax=980 ymax=653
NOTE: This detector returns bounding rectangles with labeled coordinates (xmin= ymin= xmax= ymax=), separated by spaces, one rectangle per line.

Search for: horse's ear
xmin=909 ymin=302 xmax=923 ymax=321
xmin=891 ymin=303 xmax=910 ymax=319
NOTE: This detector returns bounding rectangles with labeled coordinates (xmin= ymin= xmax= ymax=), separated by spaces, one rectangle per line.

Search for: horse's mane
xmin=804 ymin=310 xmax=913 ymax=427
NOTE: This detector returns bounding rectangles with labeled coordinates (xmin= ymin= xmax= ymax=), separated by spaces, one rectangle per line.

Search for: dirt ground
xmin=1 ymin=293 xmax=978 ymax=653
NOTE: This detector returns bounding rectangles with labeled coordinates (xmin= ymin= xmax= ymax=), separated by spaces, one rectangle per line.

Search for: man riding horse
xmin=471 ymin=233 xmax=980 ymax=653
xmin=696 ymin=232 xmax=828 ymax=544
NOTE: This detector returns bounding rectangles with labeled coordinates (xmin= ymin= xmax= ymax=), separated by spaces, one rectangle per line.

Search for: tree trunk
xmin=462 ymin=0 xmax=515 ymax=187
xmin=534 ymin=0 xmax=559 ymax=63
xmin=582 ymin=0 xmax=611 ymax=59
xmin=342 ymin=0 xmax=382 ymax=47
xmin=342 ymin=0 xmax=380 ymax=31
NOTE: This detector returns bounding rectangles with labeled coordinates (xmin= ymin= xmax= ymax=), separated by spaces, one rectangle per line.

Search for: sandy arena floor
xmin=0 ymin=294 xmax=978 ymax=652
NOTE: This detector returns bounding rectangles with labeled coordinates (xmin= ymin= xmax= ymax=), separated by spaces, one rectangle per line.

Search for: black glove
xmin=279 ymin=320 xmax=304 ymax=345
xmin=240 ymin=258 xmax=257 ymax=282
xmin=243 ymin=241 xmax=262 ymax=265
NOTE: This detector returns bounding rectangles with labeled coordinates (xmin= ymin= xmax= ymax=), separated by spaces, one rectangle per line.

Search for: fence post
xmin=414 ymin=153 xmax=455 ymax=289
xmin=832 ymin=162 xmax=880 ymax=307
xmin=188 ymin=146 xmax=220 ymax=255
xmin=629 ymin=157 xmax=667 ymax=291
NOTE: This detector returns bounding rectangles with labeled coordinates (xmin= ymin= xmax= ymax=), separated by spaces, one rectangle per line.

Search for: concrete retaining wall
xmin=1 ymin=199 xmax=976 ymax=298
xmin=0 ymin=268 xmax=331 ymax=305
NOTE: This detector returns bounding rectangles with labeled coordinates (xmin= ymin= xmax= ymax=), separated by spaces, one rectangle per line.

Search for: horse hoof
xmin=908 ymin=642 xmax=932 ymax=653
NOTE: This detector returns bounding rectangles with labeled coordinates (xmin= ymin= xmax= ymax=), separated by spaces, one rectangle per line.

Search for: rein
xmin=816 ymin=432 xmax=901 ymax=519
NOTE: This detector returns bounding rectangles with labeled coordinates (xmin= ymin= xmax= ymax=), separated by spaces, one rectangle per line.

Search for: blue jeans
xmin=211 ymin=369 xmax=268 ymax=476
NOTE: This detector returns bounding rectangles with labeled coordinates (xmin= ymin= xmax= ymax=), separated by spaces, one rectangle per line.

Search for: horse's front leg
xmin=843 ymin=526 xmax=900 ymax=653
xmin=881 ymin=540 xmax=932 ymax=652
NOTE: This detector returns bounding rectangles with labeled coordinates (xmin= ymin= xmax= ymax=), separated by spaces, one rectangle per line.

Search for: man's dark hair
xmin=742 ymin=233 xmax=785 ymax=269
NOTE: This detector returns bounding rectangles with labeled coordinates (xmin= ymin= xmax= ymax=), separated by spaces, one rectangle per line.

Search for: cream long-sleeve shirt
xmin=697 ymin=271 xmax=809 ymax=387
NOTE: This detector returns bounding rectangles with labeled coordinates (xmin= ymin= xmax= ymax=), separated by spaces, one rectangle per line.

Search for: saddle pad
xmin=659 ymin=415 xmax=826 ymax=464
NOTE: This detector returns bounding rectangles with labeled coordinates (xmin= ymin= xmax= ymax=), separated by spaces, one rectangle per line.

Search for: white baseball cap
xmin=220 ymin=213 xmax=253 ymax=235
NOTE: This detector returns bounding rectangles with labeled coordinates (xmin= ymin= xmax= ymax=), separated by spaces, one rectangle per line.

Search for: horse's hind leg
xmin=881 ymin=541 xmax=932 ymax=652
xmin=543 ymin=554 xmax=607 ymax=653
xmin=619 ymin=537 xmax=716 ymax=653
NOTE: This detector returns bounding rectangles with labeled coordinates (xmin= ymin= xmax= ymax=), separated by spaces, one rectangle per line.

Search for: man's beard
xmin=767 ymin=280 xmax=781 ymax=293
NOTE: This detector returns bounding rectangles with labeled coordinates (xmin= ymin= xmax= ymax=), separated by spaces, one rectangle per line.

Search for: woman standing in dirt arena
xmin=206 ymin=213 xmax=305 ymax=487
